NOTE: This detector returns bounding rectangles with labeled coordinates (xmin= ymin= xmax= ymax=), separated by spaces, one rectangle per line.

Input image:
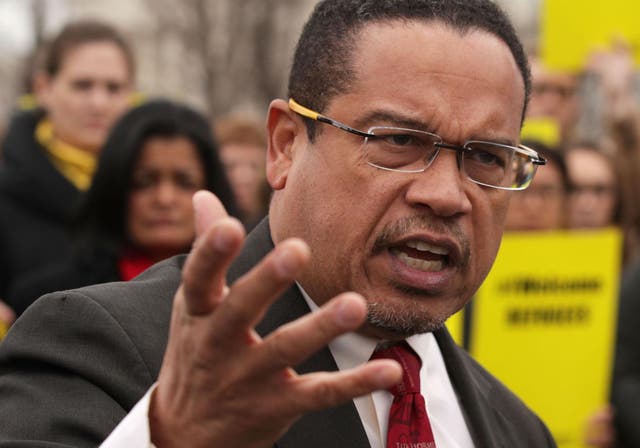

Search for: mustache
xmin=372 ymin=214 xmax=471 ymax=266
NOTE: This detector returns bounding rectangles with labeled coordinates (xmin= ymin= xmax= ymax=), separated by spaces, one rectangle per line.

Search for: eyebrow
xmin=486 ymin=137 xmax=519 ymax=147
xmin=352 ymin=109 xmax=518 ymax=147
xmin=352 ymin=110 xmax=431 ymax=133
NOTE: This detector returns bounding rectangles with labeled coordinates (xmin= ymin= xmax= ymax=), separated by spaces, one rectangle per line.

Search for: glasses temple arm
xmin=288 ymin=98 xmax=374 ymax=138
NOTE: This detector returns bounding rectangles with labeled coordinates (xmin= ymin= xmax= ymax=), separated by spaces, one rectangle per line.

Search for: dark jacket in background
xmin=612 ymin=259 xmax=640 ymax=448
xmin=8 ymin=247 xmax=119 ymax=316
xmin=0 ymin=109 xmax=81 ymax=303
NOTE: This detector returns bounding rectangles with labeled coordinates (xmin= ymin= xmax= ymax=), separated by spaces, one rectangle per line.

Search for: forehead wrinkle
xmin=351 ymin=109 xmax=435 ymax=133
xmin=342 ymin=73 xmax=521 ymax=148
xmin=348 ymin=105 xmax=518 ymax=147
xmin=423 ymin=71 xmax=520 ymax=140
xmin=337 ymin=26 xmax=522 ymax=146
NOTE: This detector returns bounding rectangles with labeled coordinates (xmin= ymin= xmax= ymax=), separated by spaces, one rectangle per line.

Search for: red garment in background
xmin=117 ymin=250 xmax=155 ymax=281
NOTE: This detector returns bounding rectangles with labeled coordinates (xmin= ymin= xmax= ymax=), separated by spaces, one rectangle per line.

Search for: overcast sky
xmin=0 ymin=0 xmax=67 ymax=55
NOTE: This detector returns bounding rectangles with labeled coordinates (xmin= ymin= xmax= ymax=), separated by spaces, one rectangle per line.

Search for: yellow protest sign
xmin=521 ymin=117 xmax=561 ymax=148
xmin=471 ymin=228 xmax=621 ymax=448
xmin=445 ymin=308 xmax=464 ymax=346
xmin=540 ymin=0 xmax=640 ymax=71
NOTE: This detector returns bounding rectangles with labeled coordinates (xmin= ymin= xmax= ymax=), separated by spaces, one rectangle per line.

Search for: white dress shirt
xmin=101 ymin=286 xmax=475 ymax=447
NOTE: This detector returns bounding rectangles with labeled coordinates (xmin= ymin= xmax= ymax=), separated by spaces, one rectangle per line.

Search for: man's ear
xmin=266 ymin=99 xmax=306 ymax=190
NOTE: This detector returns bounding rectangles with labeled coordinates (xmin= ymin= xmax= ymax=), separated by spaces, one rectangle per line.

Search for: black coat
xmin=0 ymin=219 xmax=556 ymax=447
xmin=8 ymin=246 xmax=120 ymax=316
xmin=611 ymin=259 xmax=640 ymax=448
xmin=0 ymin=109 xmax=82 ymax=302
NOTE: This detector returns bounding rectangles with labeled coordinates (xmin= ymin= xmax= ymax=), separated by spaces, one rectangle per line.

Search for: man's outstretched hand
xmin=149 ymin=190 xmax=402 ymax=448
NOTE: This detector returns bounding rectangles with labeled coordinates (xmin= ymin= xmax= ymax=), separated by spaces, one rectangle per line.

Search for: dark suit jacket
xmin=0 ymin=219 xmax=556 ymax=447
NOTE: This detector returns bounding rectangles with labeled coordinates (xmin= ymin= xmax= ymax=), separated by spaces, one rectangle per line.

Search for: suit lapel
xmin=435 ymin=328 xmax=516 ymax=448
xmin=227 ymin=219 xmax=371 ymax=448
xmin=267 ymin=288 xmax=371 ymax=448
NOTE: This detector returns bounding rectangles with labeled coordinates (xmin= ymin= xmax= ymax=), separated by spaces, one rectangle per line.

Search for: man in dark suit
xmin=0 ymin=1 xmax=556 ymax=447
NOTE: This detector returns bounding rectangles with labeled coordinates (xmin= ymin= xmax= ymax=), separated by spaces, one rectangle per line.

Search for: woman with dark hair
xmin=7 ymin=99 xmax=237 ymax=316
xmin=504 ymin=138 xmax=569 ymax=232
xmin=565 ymin=142 xmax=621 ymax=229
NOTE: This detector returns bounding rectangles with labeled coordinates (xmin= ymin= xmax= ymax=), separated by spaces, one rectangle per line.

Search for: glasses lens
xmin=364 ymin=127 xmax=440 ymax=172
xmin=463 ymin=142 xmax=535 ymax=189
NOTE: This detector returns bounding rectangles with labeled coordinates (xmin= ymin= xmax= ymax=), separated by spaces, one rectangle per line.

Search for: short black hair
xmin=75 ymin=99 xmax=237 ymax=255
xmin=288 ymin=0 xmax=530 ymax=138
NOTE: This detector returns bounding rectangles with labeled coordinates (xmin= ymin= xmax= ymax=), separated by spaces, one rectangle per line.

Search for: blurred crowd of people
xmin=0 ymin=13 xmax=638 ymax=448
xmin=505 ymin=48 xmax=640 ymax=448
xmin=0 ymin=20 xmax=270 ymax=323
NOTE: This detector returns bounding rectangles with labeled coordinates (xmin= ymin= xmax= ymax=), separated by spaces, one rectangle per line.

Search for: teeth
xmin=395 ymin=250 xmax=444 ymax=272
xmin=406 ymin=240 xmax=449 ymax=255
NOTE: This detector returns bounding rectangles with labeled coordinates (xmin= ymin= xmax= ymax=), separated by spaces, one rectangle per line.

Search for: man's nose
xmin=404 ymin=149 xmax=472 ymax=217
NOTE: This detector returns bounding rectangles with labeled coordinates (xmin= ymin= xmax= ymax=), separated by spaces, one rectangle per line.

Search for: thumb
xmin=193 ymin=190 xmax=229 ymax=238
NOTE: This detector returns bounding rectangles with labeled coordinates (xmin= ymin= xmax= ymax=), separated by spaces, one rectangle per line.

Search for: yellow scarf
xmin=35 ymin=119 xmax=97 ymax=191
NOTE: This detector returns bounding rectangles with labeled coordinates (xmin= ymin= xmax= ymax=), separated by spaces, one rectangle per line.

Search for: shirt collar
xmin=297 ymin=283 xmax=436 ymax=371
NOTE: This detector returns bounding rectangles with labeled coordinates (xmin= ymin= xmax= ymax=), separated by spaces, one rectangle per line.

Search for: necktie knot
xmin=371 ymin=342 xmax=437 ymax=448
xmin=371 ymin=343 xmax=422 ymax=395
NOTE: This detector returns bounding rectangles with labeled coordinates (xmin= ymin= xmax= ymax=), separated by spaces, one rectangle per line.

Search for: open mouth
xmin=389 ymin=240 xmax=449 ymax=272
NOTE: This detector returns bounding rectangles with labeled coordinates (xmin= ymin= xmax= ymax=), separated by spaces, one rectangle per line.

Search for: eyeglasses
xmin=289 ymin=98 xmax=546 ymax=191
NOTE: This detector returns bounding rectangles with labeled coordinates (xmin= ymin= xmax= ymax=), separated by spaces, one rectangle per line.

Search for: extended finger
xmin=193 ymin=190 xmax=229 ymax=238
xmin=213 ymin=238 xmax=310 ymax=334
xmin=250 ymin=292 xmax=368 ymax=373
xmin=182 ymin=217 xmax=245 ymax=315
xmin=290 ymin=360 xmax=402 ymax=415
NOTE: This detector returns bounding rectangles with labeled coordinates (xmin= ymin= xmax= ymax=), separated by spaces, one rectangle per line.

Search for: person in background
xmin=214 ymin=115 xmax=269 ymax=229
xmin=608 ymin=256 xmax=640 ymax=448
xmin=587 ymin=52 xmax=640 ymax=446
xmin=586 ymin=253 xmax=640 ymax=448
xmin=505 ymin=139 xmax=569 ymax=232
xmin=527 ymin=55 xmax=579 ymax=144
xmin=7 ymin=100 xmax=237 ymax=316
xmin=566 ymin=142 xmax=620 ymax=230
xmin=0 ymin=20 xmax=134 ymax=306
xmin=570 ymin=145 xmax=635 ymax=448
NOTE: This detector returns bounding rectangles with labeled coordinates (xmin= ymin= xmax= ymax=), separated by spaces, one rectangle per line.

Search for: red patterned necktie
xmin=372 ymin=343 xmax=437 ymax=448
